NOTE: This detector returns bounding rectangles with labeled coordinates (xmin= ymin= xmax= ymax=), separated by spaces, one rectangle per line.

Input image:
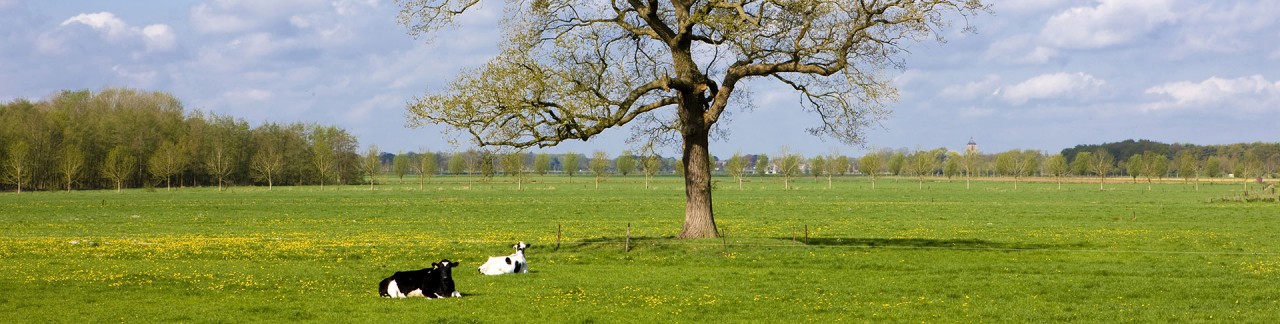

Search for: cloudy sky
xmin=2 ymin=0 xmax=1278 ymax=158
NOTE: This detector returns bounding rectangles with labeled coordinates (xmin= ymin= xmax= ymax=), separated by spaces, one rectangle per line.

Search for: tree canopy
xmin=399 ymin=0 xmax=986 ymax=238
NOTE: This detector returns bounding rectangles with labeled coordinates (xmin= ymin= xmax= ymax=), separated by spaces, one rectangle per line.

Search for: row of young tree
xmin=370 ymin=143 xmax=1278 ymax=193
xmin=398 ymin=144 xmax=1277 ymax=191
xmin=0 ymin=88 xmax=369 ymax=192
xmin=708 ymin=146 xmax=1280 ymax=191
xmin=380 ymin=150 xmax=680 ymax=189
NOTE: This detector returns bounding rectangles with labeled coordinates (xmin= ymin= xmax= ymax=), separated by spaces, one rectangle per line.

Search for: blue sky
xmin=3 ymin=0 xmax=1278 ymax=158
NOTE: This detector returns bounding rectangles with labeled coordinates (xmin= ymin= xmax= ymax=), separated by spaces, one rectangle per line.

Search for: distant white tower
xmin=966 ymin=137 xmax=978 ymax=154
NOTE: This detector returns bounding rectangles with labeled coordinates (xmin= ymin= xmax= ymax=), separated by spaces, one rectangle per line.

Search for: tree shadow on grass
xmin=778 ymin=237 xmax=1085 ymax=251
xmin=557 ymin=235 xmax=1083 ymax=252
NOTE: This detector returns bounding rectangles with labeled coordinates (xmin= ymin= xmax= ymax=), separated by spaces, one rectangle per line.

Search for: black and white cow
xmin=478 ymin=242 xmax=530 ymax=275
xmin=378 ymin=259 xmax=462 ymax=299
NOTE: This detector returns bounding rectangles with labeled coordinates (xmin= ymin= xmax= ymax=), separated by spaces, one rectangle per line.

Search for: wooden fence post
xmin=625 ymin=223 xmax=631 ymax=253
xmin=721 ymin=226 xmax=728 ymax=253
xmin=556 ymin=224 xmax=562 ymax=251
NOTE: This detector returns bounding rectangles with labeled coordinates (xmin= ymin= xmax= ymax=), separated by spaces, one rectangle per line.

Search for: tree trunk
xmin=679 ymin=127 xmax=718 ymax=239
xmin=677 ymin=93 xmax=718 ymax=239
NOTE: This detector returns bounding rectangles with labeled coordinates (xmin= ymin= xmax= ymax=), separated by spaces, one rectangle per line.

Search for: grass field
xmin=2 ymin=176 xmax=1279 ymax=322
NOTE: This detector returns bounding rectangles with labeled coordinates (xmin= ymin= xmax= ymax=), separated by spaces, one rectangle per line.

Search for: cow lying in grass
xmin=379 ymin=259 xmax=461 ymax=298
xmin=478 ymin=242 xmax=529 ymax=275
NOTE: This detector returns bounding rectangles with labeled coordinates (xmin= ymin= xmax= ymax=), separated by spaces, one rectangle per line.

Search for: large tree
xmin=399 ymin=0 xmax=985 ymax=238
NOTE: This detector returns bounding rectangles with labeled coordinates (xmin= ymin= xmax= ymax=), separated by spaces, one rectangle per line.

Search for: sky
xmin=2 ymin=0 xmax=1279 ymax=158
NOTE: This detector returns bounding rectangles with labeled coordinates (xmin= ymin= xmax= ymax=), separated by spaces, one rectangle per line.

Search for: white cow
xmin=478 ymin=242 xmax=530 ymax=275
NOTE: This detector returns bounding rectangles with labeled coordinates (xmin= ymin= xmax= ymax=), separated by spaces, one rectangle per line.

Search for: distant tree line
xmin=0 ymin=88 xmax=363 ymax=192
xmin=1061 ymin=139 xmax=1280 ymax=168
xmin=5 ymin=89 xmax=1277 ymax=193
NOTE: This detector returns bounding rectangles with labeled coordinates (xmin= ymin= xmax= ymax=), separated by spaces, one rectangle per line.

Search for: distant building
xmin=965 ymin=137 xmax=978 ymax=154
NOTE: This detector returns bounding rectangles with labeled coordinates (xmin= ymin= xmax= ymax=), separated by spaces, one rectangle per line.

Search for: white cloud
xmin=1002 ymin=72 xmax=1106 ymax=105
xmin=1021 ymin=46 xmax=1058 ymax=64
xmin=62 ymin=12 xmax=131 ymax=40
xmin=51 ymin=12 xmax=177 ymax=54
xmin=1172 ymin=1 xmax=1280 ymax=55
xmin=1144 ymin=75 xmax=1280 ymax=111
xmin=141 ymin=24 xmax=176 ymax=52
xmin=940 ymin=75 xmax=1002 ymax=100
xmin=1040 ymin=0 xmax=1177 ymax=49
xmin=190 ymin=0 xmax=356 ymax=35
xmin=190 ymin=3 xmax=256 ymax=34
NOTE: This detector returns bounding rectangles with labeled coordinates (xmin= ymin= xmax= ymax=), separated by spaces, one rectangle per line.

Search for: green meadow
xmin=2 ymin=176 xmax=1278 ymax=322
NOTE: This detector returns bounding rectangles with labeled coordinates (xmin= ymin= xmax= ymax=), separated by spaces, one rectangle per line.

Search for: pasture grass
xmin=2 ymin=176 xmax=1279 ymax=322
